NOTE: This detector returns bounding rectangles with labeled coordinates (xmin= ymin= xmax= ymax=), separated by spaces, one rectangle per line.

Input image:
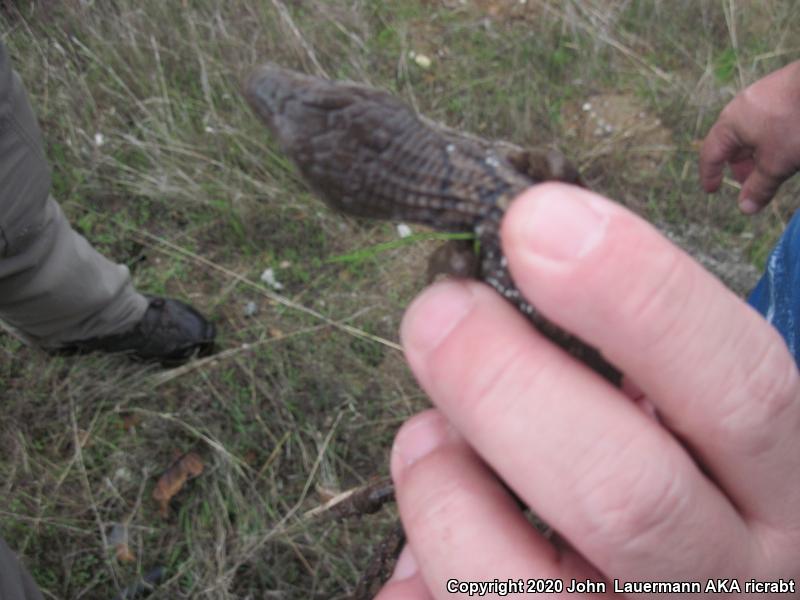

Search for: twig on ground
xmin=149 ymin=322 xmax=329 ymax=387
xmin=303 ymin=477 xmax=395 ymax=521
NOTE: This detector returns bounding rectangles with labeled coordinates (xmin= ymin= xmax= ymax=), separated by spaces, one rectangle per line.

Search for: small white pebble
xmin=244 ymin=301 xmax=258 ymax=317
xmin=397 ymin=223 xmax=412 ymax=238
xmin=446 ymin=143 xmax=455 ymax=153
xmin=94 ymin=132 xmax=105 ymax=147
xmin=485 ymin=155 xmax=500 ymax=168
xmin=204 ymin=125 xmax=215 ymax=133
xmin=581 ymin=102 xmax=592 ymax=112
xmin=114 ymin=467 xmax=132 ymax=482
xmin=260 ymin=268 xmax=284 ymax=290
xmin=414 ymin=54 xmax=432 ymax=69
xmin=279 ymin=260 xmax=291 ymax=268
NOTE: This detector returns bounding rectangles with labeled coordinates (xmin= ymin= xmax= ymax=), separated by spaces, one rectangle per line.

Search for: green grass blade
xmin=328 ymin=231 xmax=475 ymax=263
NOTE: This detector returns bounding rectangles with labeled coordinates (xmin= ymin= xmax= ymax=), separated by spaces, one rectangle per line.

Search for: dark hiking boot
xmin=58 ymin=296 xmax=215 ymax=366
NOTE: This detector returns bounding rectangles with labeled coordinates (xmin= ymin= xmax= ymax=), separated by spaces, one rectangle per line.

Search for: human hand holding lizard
xmin=377 ymin=183 xmax=800 ymax=599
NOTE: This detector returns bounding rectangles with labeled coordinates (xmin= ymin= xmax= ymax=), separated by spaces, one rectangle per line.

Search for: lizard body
xmin=245 ymin=65 xmax=619 ymax=384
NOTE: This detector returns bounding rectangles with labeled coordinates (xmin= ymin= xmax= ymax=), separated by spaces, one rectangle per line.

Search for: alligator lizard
xmin=244 ymin=65 xmax=620 ymax=385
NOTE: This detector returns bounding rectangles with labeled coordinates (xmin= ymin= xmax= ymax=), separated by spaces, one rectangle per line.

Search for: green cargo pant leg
xmin=0 ymin=537 xmax=43 ymax=600
xmin=0 ymin=42 xmax=147 ymax=348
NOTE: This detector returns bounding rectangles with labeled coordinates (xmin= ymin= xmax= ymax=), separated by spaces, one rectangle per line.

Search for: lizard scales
xmin=245 ymin=64 xmax=620 ymax=385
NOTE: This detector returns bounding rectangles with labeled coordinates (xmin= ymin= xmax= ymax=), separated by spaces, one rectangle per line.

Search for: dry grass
xmin=1 ymin=1 xmax=799 ymax=597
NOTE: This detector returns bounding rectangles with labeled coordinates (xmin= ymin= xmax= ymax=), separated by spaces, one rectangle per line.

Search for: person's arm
xmin=700 ymin=60 xmax=800 ymax=213
xmin=377 ymin=184 xmax=800 ymax=599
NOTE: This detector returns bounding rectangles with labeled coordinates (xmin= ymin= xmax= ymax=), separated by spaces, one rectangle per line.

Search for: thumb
xmin=738 ymin=166 xmax=782 ymax=213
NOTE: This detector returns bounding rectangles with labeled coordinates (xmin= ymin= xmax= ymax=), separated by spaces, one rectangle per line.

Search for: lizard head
xmin=243 ymin=64 xmax=420 ymax=220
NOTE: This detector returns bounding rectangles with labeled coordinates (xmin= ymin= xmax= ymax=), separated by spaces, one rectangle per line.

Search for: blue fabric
xmin=748 ymin=210 xmax=800 ymax=364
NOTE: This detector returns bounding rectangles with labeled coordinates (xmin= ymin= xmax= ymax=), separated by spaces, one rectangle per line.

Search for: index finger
xmin=699 ymin=117 xmax=742 ymax=193
xmin=503 ymin=183 xmax=800 ymax=529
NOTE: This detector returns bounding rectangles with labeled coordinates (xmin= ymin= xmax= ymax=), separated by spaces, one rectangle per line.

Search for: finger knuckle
xmin=461 ymin=339 xmax=555 ymax=427
xmin=716 ymin=329 xmax=800 ymax=455
xmin=399 ymin=449 xmax=469 ymax=538
xmin=617 ymin=245 xmax=694 ymax=358
xmin=577 ymin=439 xmax=689 ymax=552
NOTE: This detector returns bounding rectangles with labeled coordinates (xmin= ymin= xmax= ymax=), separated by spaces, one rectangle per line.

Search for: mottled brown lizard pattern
xmin=245 ymin=65 xmax=620 ymax=385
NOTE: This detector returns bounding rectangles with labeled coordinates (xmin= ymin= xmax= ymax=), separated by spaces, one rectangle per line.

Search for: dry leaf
xmin=108 ymin=523 xmax=135 ymax=563
xmin=119 ymin=412 xmax=142 ymax=432
xmin=115 ymin=542 xmax=135 ymax=563
xmin=153 ymin=451 xmax=204 ymax=517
